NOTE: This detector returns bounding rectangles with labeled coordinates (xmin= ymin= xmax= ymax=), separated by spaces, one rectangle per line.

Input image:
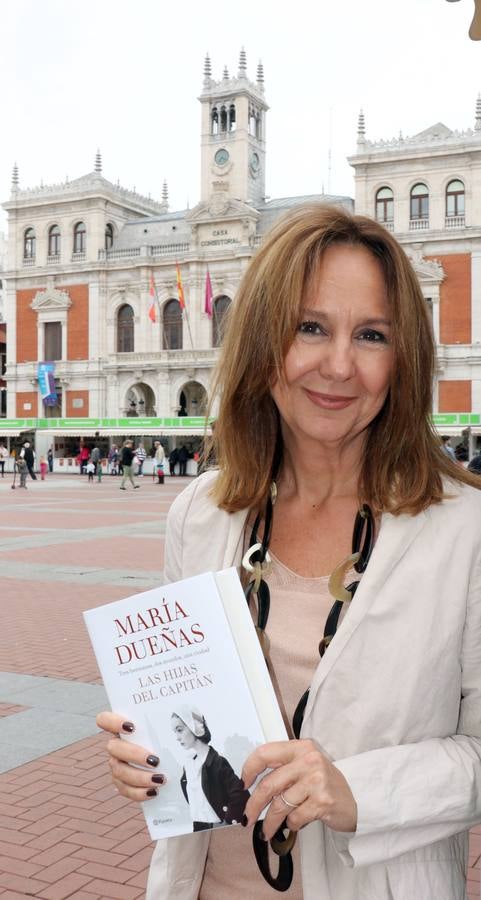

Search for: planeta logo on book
xmin=113 ymin=598 xmax=206 ymax=667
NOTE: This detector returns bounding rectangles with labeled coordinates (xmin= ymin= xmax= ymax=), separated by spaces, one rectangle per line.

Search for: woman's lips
xmin=304 ymin=389 xmax=357 ymax=410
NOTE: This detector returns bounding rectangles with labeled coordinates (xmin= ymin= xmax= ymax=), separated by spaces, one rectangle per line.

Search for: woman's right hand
xmin=96 ymin=711 xmax=166 ymax=801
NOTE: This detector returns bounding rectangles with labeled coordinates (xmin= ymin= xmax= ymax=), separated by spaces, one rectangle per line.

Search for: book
xmin=83 ymin=568 xmax=288 ymax=840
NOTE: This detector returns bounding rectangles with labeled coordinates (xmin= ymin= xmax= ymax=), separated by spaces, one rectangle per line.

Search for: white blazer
xmin=147 ymin=471 xmax=481 ymax=900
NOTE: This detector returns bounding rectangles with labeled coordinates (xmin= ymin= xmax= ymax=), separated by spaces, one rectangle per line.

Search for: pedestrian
xmin=47 ymin=447 xmax=54 ymax=473
xmin=168 ymin=447 xmax=178 ymax=476
xmin=119 ymin=440 xmax=140 ymax=491
xmin=79 ymin=445 xmax=90 ymax=474
xmin=135 ymin=443 xmax=147 ymax=476
xmin=0 ymin=442 xmax=8 ymax=477
xmin=108 ymin=445 xmax=119 ymax=475
xmin=85 ymin=460 xmax=95 ymax=483
xmin=178 ymin=444 xmax=189 ymax=476
xmin=467 ymin=450 xmax=481 ymax=474
xmin=20 ymin=442 xmax=37 ymax=480
xmin=15 ymin=455 xmax=28 ymax=489
xmin=440 ymin=435 xmax=456 ymax=461
xmin=154 ymin=441 xmax=165 ymax=484
xmin=90 ymin=445 xmax=101 ymax=478
xmin=98 ymin=204 xmax=481 ymax=900
xmin=39 ymin=456 xmax=48 ymax=480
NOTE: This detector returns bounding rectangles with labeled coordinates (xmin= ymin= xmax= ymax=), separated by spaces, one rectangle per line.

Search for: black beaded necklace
xmin=242 ymin=483 xmax=375 ymax=892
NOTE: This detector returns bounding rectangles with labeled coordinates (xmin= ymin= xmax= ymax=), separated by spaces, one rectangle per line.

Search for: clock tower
xmin=199 ymin=49 xmax=268 ymax=206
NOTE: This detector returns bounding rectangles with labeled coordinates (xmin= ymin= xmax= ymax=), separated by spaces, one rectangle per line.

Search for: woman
xmin=171 ymin=707 xmax=250 ymax=832
xmin=97 ymin=205 xmax=481 ymax=900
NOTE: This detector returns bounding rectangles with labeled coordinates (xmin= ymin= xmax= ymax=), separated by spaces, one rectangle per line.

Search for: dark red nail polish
xmin=146 ymin=788 xmax=157 ymax=797
xmin=146 ymin=755 xmax=159 ymax=767
xmin=122 ymin=721 xmax=135 ymax=733
xmin=241 ymin=814 xmax=248 ymax=827
xmin=151 ymin=774 xmax=165 ymax=784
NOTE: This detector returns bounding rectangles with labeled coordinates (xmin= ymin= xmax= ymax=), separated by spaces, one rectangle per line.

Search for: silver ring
xmin=280 ymin=791 xmax=299 ymax=809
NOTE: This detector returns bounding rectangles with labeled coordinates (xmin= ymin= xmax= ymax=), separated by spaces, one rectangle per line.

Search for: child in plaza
xmin=86 ymin=460 xmax=95 ymax=482
xmin=39 ymin=456 xmax=48 ymax=480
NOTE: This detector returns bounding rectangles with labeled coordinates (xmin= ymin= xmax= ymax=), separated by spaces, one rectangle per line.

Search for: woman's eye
xmin=298 ymin=320 xmax=325 ymax=337
xmin=357 ymin=328 xmax=388 ymax=344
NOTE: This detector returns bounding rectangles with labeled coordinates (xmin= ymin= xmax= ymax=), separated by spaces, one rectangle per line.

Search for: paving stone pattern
xmin=0 ymin=473 xmax=479 ymax=898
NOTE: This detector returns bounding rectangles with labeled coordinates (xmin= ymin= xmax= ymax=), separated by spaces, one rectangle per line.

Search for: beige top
xmin=199 ymin=553 xmax=337 ymax=900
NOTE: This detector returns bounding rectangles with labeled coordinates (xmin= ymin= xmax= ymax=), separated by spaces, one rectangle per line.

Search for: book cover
xmin=83 ymin=568 xmax=287 ymax=840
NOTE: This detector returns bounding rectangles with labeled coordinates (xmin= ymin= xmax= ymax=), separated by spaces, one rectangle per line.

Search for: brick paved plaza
xmin=0 ymin=471 xmax=479 ymax=898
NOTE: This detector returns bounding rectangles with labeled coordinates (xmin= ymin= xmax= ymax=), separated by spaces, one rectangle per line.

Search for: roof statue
xmin=445 ymin=0 xmax=481 ymax=39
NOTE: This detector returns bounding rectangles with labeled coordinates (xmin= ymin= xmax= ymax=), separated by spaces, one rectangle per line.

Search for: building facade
xmin=1 ymin=51 xmax=350 ymax=463
xmin=349 ymin=100 xmax=481 ymax=447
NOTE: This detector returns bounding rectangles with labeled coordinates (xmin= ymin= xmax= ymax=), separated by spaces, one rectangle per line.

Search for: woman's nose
xmin=318 ymin=336 xmax=355 ymax=382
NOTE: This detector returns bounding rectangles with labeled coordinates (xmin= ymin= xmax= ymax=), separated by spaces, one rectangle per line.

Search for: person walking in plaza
xmin=20 ymin=442 xmax=37 ymax=480
xmin=86 ymin=460 xmax=95 ymax=483
xmin=178 ymin=444 xmax=189 ymax=476
xmin=98 ymin=205 xmax=481 ymax=900
xmin=47 ymin=446 xmax=54 ymax=473
xmin=135 ymin=442 xmax=147 ymax=476
xmin=120 ymin=440 xmax=140 ymax=491
xmin=39 ymin=455 xmax=48 ymax=480
xmin=108 ymin=444 xmax=119 ymax=475
xmin=79 ymin=445 xmax=90 ymax=474
xmin=90 ymin=444 xmax=101 ymax=478
xmin=154 ymin=440 xmax=165 ymax=484
xmin=15 ymin=454 xmax=28 ymax=489
xmin=168 ymin=446 xmax=178 ymax=476
xmin=0 ymin=442 xmax=8 ymax=477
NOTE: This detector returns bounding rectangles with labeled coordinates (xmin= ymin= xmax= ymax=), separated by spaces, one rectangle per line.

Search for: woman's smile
xmin=303 ymin=389 xmax=358 ymax=410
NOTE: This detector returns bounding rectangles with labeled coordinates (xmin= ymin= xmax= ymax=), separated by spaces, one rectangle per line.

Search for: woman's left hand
xmin=241 ymin=739 xmax=357 ymax=838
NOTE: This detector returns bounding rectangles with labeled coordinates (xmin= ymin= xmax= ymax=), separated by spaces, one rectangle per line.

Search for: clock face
xmin=250 ymin=151 xmax=260 ymax=172
xmin=214 ymin=148 xmax=230 ymax=166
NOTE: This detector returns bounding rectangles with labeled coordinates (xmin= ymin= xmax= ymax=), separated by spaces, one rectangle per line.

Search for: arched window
xmin=375 ymin=187 xmax=393 ymax=223
xmin=48 ymin=225 xmax=61 ymax=257
xmin=220 ymin=105 xmax=228 ymax=132
xmin=24 ymin=228 xmax=35 ymax=259
xmin=213 ymin=295 xmax=231 ymax=347
xmin=163 ymin=299 xmax=183 ymax=350
xmin=105 ymin=223 xmax=114 ymax=250
xmin=117 ymin=304 xmax=134 ymax=352
xmin=211 ymin=106 xmax=218 ymax=135
xmin=73 ymin=221 xmax=86 ymax=254
xmin=446 ymin=179 xmax=465 ymax=218
xmin=410 ymin=183 xmax=429 ymax=220
xmin=229 ymin=103 xmax=236 ymax=132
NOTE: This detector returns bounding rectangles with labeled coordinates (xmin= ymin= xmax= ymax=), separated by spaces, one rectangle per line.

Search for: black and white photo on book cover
xmin=83 ymin=568 xmax=287 ymax=841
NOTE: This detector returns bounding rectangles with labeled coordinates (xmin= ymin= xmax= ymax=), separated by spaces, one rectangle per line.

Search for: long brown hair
xmin=209 ymin=204 xmax=479 ymax=513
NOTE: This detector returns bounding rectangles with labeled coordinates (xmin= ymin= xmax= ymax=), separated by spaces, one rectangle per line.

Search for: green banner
xmin=0 ymin=416 xmax=213 ymax=431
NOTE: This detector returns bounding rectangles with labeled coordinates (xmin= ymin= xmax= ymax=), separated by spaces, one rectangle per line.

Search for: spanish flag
xmin=148 ymin=272 xmax=157 ymax=323
xmin=176 ymin=262 xmax=186 ymax=311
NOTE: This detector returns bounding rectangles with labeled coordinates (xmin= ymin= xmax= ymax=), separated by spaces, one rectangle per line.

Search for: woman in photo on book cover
xmin=171 ymin=706 xmax=250 ymax=832
xmin=97 ymin=205 xmax=481 ymax=900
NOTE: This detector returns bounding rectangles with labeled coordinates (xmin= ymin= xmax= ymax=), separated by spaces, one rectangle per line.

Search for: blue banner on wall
xmin=38 ymin=362 xmax=57 ymax=407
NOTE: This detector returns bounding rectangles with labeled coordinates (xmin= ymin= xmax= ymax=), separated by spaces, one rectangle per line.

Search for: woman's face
xmin=171 ymin=715 xmax=198 ymax=750
xmin=270 ymin=243 xmax=393 ymax=450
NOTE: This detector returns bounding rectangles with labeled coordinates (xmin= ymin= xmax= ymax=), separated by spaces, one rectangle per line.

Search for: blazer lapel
xmin=222 ymin=507 xmax=249 ymax=570
xmin=302 ymin=509 xmax=428 ymax=728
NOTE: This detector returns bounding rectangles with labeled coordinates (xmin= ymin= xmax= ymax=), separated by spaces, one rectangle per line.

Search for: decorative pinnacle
xmin=475 ymin=93 xmax=481 ymax=131
xmin=257 ymin=60 xmax=264 ymax=84
xmin=162 ymin=179 xmax=169 ymax=204
xmin=238 ymin=47 xmax=247 ymax=77
xmin=357 ymin=109 xmax=366 ymax=141
xmin=11 ymin=162 xmax=19 ymax=189
xmin=94 ymin=149 xmax=102 ymax=173
xmin=203 ymin=53 xmax=212 ymax=84
xmin=223 ymin=65 xmax=229 ymax=79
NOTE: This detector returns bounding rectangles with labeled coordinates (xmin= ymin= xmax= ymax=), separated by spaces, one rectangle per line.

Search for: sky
xmin=1 ymin=0 xmax=481 ymax=229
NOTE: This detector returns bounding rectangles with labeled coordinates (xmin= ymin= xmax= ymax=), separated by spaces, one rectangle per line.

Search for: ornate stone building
xmin=349 ymin=100 xmax=481 ymax=447
xmin=1 ymin=51 xmax=351 ymax=462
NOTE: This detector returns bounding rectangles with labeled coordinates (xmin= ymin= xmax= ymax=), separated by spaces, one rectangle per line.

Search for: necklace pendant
xmin=328 ymin=552 xmax=361 ymax=602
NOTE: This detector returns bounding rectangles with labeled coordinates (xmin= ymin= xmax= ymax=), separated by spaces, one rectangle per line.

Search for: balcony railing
xmin=98 ymin=243 xmax=191 ymax=262
xmin=409 ymin=218 xmax=429 ymax=231
xmin=22 ymin=257 xmax=35 ymax=267
xmin=376 ymin=219 xmax=394 ymax=232
xmin=47 ymin=254 xmax=61 ymax=264
xmin=445 ymin=215 xmax=465 ymax=229
xmin=71 ymin=251 xmax=86 ymax=262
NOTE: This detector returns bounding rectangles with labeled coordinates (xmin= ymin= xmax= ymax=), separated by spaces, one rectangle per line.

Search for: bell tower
xmin=199 ymin=49 xmax=268 ymax=206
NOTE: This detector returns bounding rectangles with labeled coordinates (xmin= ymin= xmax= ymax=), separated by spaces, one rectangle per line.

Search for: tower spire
xmin=357 ymin=109 xmax=366 ymax=146
xmin=256 ymin=60 xmax=264 ymax=89
xmin=238 ymin=47 xmax=247 ymax=77
xmin=11 ymin=162 xmax=19 ymax=192
xmin=94 ymin=149 xmax=102 ymax=173
xmin=223 ymin=64 xmax=229 ymax=80
xmin=475 ymin=93 xmax=481 ymax=131
xmin=162 ymin=179 xmax=169 ymax=206
xmin=203 ymin=52 xmax=212 ymax=86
